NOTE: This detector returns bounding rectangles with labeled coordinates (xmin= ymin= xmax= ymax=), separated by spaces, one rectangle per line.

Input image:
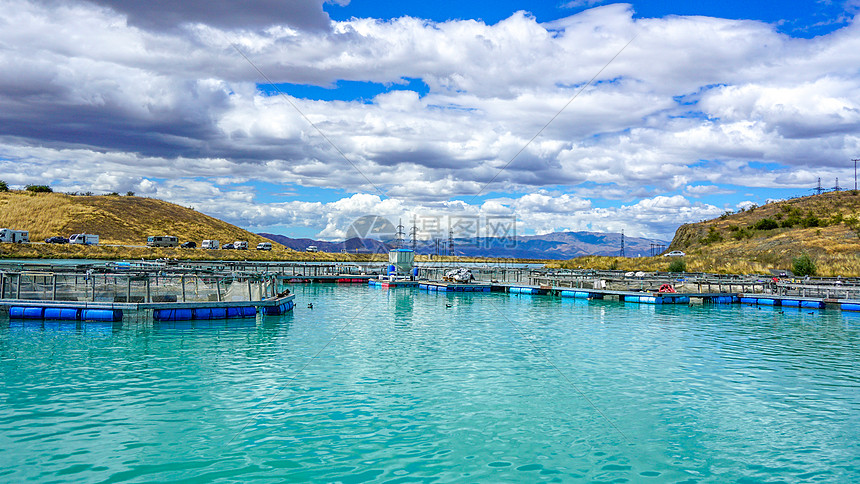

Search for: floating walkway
xmin=278 ymin=275 xmax=376 ymax=284
xmin=280 ymin=275 xmax=860 ymax=313
xmin=416 ymin=281 xmax=860 ymax=313
xmin=368 ymin=279 xmax=420 ymax=288
xmin=418 ymin=282 xmax=491 ymax=292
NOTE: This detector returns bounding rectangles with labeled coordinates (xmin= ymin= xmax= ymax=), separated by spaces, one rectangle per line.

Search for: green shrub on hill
xmin=699 ymin=227 xmax=723 ymax=245
xmin=668 ymin=258 xmax=687 ymax=273
xmin=752 ymin=218 xmax=779 ymax=230
xmin=792 ymin=253 xmax=816 ymax=277
xmin=25 ymin=184 xmax=52 ymax=193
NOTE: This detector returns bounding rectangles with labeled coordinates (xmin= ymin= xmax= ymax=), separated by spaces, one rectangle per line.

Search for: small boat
xmin=445 ymin=268 xmax=473 ymax=283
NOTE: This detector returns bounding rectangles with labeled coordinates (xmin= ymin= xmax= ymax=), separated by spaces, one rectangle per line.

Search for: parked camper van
xmin=256 ymin=242 xmax=272 ymax=251
xmin=0 ymin=228 xmax=29 ymax=243
xmin=202 ymin=239 xmax=219 ymax=250
xmin=234 ymin=240 xmax=249 ymax=250
xmin=146 ymin=235 xmax=178 ymax=248
xmin=69 ymin=233 xmax=99 ymax=245
xmin=306 ymin=245 xmax=318 ymax=252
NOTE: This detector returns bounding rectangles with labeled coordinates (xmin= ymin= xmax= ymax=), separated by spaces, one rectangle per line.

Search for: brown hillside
xmin=666 ymin=190 xmax=860 ymax=275
xmin=0 ymin=191 xmax=277 ymax=247
xmin=547 ymin=191 xmax=860 ymax=276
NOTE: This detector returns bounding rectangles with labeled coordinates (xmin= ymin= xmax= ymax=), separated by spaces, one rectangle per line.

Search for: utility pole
xmin=853 ymin=159 xmax=859 ymax=191
xmin=410 ymin=217 xmax=417 ymax=251
xmin=448 ymin=229 xmax=453 ymax=257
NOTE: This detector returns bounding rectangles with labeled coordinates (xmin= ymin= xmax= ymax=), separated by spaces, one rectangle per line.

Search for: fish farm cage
xmin=0 ymin=270 xmax=278 ymax=304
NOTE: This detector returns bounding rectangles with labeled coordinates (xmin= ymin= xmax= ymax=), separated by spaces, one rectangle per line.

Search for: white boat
xmin=445 ymin=268 xmax=473 ymax=283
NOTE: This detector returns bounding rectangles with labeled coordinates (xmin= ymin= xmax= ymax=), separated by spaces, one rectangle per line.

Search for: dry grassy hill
xmin=548 ymin=191 xmax=860 ymax=276
xmin=0 ymin=191 xmax=276 ymax=246
xmin=664 ymin=190 xmax=860 ymax=275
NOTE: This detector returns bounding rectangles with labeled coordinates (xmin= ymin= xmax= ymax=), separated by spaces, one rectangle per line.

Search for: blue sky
xmin=326 ymin=0 xmax=851 ymax=37
xmin=1 ymin=0 xmax=859 ymax=241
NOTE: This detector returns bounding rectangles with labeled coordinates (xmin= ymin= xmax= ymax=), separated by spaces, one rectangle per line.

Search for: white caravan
xmin=69 ymin=233 xmax=99 ymax=245
xmin=0 ymin=228 xmax=29 ymax=243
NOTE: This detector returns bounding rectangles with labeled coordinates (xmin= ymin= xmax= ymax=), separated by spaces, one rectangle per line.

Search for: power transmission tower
xmin=395 ymin=218 xmax=405 ymax=249
xmin=410 ymin=217 xmax=417 ymax=251
xmin=448 ymin=229 xmax=453 ymax=257
xmin=833 ymin=178 xmax=841 ymax=192
xmin=813 ymin=177 xmax=823 ymax=195
xmin=619 ymin=230 xmax=625 ymax=257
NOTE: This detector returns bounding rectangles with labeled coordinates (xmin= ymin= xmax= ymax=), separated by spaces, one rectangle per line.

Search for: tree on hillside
xmin=0 ymin=180 xmax=8 ymax=191
xmin=752 ymin=218 xmax=779 ymax=230
xmin=845 ymin=216 xmax=860 ymax=238
xmin=792 ymin=253 xmax=816 ymax=277
xmin=25 ymin=184 xmax=52 ymax=193
xmin=668 ymin=258 xmax=687 ymax=273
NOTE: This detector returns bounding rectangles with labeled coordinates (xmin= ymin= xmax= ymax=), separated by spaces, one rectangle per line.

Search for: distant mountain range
xmin=259 ymin=231 xmax=670 ymax=260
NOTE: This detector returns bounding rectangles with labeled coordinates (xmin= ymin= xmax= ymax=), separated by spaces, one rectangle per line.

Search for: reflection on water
xmin=0 ymin=284 xmax=858 ymax=482
xmin=7 ymin=319 xmax=122 ymax=335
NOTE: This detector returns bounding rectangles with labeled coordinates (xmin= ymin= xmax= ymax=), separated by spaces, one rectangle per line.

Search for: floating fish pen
xmin=0 ymin=266 xmax=294 ymax=323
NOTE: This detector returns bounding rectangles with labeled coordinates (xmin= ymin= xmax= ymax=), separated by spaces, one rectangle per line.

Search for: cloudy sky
xmin=1 ymin=0 xmax=859 ymax=241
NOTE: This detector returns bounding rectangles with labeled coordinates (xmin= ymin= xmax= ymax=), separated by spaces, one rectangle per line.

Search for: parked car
xmin=180 ymin=241 xmax=197 ymax=249
xmin=45 ymin=236 xmax=68 ymax=244
xmin=256 ymin=242 xmax=272 ymax=251
xmin=222 ymin=243 xmax=235 ymax=250
xmin=663 ymin=250 xmax=686 ymax=257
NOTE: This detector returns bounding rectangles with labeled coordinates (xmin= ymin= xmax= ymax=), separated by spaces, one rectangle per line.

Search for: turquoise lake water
xmin=1 ymin=284 xmax=859 ymax=482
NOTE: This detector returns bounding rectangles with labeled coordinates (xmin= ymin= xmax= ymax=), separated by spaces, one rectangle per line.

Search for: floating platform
xmin=738 ymin=294 xmax=832 ymax=310
xmin=418 ymin=282 xmax=491 ymax=292
xmin=1 ymin=294 xmax=295 ymax=322
xmin=277 ymin=275 xmax=376 ymax=284
xmin=559 ymin=290 xmax=605 ymax=299
xmin=368 ymin=279 xmax=420 ymax=288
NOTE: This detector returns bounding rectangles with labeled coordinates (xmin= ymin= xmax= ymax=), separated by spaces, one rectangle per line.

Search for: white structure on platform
xmin=388 ymin=249 xmax=415 ymax=275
